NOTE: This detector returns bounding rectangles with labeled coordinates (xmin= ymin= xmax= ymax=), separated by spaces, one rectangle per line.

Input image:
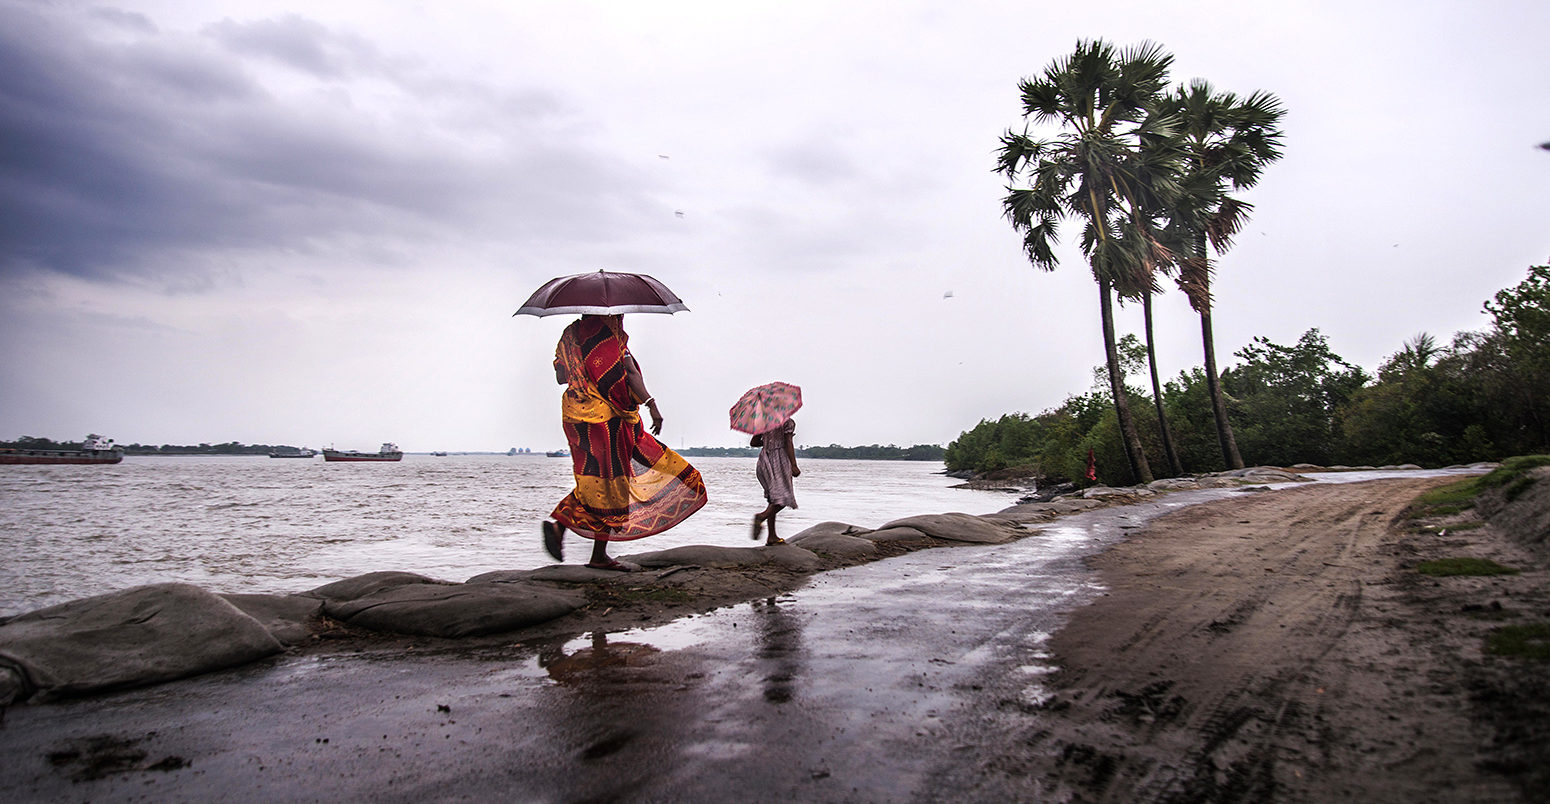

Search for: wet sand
xmin=943 ymin=476 xmax=1548 ymax=802
xmin=3 ymin=474 xmax=1545 ymax=802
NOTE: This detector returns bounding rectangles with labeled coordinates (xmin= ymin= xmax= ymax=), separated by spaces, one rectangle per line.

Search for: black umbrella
xmin=513 ymin=270 xmax=688 ymax=317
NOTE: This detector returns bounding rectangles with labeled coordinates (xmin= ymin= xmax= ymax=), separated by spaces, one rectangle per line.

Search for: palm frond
xmin=996 ymin=130 xmax=1043 ymax=178
xmin=1206 ymin=197 xmax=1253 ymax=251
xmin=1161 ymin=78 xmax=1286 ymax=262
xmin=1019 ymin=77 xmax=1066 ymax=125
xmin=1022 ymin=220 xmax=1061 ymax=271
xmin=1174 ymin=249 xmax=1212 ymax=313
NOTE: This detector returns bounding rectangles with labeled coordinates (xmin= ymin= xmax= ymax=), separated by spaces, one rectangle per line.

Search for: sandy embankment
xmin=955 ymin=475 xmax=1549 ymax=803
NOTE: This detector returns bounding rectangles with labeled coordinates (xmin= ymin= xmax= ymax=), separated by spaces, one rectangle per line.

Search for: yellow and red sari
xmin=551 ymin=316 xmax=706 ymax=540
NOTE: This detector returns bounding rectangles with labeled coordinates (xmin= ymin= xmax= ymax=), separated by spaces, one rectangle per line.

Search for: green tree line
xmin=799 ymin=444 xmax=947 ymax=461
xmin=0 ymin=438 xmax=306 ymax=456
xmin=946 ymin=263 xmax=1550 ymax=485
xmin=682 ymin=444 xmax=947 ymax=461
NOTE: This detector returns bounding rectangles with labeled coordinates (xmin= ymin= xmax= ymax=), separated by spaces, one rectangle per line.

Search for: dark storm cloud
xmin=0 ymin=3 xmax=652 ymax=282
xmin=205 ymin=14 xmax=381 ymax=78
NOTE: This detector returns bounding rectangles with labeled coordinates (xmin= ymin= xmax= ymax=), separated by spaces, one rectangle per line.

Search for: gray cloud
xmin=765 ymin=141 xmax=860 ymax=185
xmin=205 ymin=14 xmax=381 ymax=78
xmin=86 ymin=6 xmax=157 ymax=34
xmin=0 ymin=4 xmax=659 ymax=283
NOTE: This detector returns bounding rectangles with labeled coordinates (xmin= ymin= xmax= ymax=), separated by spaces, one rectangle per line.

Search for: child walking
xmin=751 ymin=417 xmax=800 ymax=545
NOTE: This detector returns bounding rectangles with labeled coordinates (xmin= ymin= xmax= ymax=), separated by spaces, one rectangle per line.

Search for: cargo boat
xmin=0 ymin=434 xmax=124 ymax=465
xmin=322 ymin=443 xmax=403 ymax=462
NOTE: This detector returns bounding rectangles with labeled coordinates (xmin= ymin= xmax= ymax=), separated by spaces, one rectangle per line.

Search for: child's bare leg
xmin=761 ymin=504 xmax=785 ymax=545
xmin=752 ymin=503 xmax=781 ymax=541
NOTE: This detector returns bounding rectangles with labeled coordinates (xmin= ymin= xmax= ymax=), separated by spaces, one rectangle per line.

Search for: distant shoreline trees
xmin=799 ymin=444 xmax=947 ymax=461
xmin=681 ymin=444 xmax=948 ymax=461
xmin=0 ymin=438 xmax=303 ymax=456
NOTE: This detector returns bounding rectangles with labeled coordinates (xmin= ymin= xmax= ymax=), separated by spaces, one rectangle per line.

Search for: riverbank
xmin=0 ymin=466 xmax=1303 ymax=703
xmin=3 ymin=467 xmax=1546 ymax=801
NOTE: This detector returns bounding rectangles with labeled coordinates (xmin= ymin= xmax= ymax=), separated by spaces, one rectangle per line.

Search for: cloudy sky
xmin=2 ymin=0 xmax=1546 ymax=453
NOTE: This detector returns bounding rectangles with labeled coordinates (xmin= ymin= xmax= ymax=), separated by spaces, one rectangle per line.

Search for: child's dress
xmin=755 ymin=419 xmax=798 ymax=508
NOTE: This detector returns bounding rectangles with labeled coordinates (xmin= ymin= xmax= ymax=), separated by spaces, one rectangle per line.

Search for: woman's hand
xmin=647 ymin=400 xmax=663 ymax=435
xmin=791 ymin=464 xmax=801 ymax=478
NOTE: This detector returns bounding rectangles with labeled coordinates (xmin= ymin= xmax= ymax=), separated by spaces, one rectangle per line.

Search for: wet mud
xmin=927 ymin=475 xmax=1548 ymax=803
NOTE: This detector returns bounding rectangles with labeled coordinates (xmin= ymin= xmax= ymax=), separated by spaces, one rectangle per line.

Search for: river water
xmin=0 ymin=455 xmax=1019 ymax=617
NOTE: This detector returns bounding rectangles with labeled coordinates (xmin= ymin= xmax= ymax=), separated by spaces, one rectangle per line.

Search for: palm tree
xmin=1140 ymin=287 xmax=1186 ymax=476
xmin=998 ymin=39 xmax=1178 ymax=485
xmin=1115 ymin=132 xmax=1191 ymax=477
xmin=1387 ymin=332 xmax=1441 ymax=377
xmin=1159 ymin=80 xmax=1286 ymax=470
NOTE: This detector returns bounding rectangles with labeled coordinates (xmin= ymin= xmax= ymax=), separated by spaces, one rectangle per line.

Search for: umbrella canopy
xmin=729 ymin=381 xmax=803 ymax=435
xmin=513 ymin=270 xmax=688 ymax=317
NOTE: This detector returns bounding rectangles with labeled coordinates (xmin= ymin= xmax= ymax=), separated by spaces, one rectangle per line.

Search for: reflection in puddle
xmin=753 ymin=596 xmax=805 ymax=704
xmin=589 ymin=611 xmax=731 ymax=653
xmin=536 ymin=631 xmax=663 ymax=686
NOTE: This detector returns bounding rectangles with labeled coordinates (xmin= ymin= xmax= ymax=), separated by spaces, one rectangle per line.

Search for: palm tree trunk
xmin=1143 ymin=293 xmax=1184 ymax=476
xmin=1099 ymin=275 xmax=1154 ymax=484
xmin=1201 ymin=306 xmax=1245 ymax=469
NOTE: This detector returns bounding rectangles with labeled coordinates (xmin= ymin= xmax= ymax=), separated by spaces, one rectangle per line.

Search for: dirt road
xmin=949 ymin=476 xmax=1546 ymax=803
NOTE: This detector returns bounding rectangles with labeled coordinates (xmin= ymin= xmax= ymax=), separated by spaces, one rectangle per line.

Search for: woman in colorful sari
xmin=542 ymin=315 xmax=707 ymax=570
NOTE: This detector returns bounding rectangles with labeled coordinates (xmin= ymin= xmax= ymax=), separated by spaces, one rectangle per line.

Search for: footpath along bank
xmin=0 ymin=466 xmax=1315 ymax=705
xmin=928 ymin=460 xmax=1550 ymax=802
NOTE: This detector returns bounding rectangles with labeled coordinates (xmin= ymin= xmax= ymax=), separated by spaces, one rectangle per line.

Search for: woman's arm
xmin=784 ymin=425 xmax=799 ymax=477
xmin=623 ymin=353 xmax=663 ymax=435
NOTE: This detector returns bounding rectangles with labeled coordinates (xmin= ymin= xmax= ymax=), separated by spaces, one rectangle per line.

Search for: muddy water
xmin=0 ymin=455 xmax=1015 ymax=617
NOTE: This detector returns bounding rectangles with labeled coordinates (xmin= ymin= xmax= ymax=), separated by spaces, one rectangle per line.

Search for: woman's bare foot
xmin=542 ymin=520 xmax=564 ymax=561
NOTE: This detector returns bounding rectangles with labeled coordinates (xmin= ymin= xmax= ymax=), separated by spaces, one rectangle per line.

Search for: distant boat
xmin=0 ymin=434 xmax=124 ymax=465
xmin=322 ymin=443 xmax=403 ymax=462
xmin=269 ymin=447 xmax=317 ymax=458
xmin=430 ymin=451 xmax=448 ymax=456
xmin=545 ymin=449 xmax=570 ymax=458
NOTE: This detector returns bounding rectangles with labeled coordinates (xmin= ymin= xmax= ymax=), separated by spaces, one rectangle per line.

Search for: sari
xmin=550 ymin=316 xmax=707 ymax=540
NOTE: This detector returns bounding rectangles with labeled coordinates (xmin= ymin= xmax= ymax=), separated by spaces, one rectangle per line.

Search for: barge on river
xmin=0 ymin=434 xmax=124 ymax=465
xmin=322 ymin=443 xmax=403 ymax=462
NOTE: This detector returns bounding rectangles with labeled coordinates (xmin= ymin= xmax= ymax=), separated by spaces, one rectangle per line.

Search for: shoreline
xmin=0 ymin=455 xmax=999 ymax=619
xmin=3 ymin=466 xmax=1546 ymax=801
xmin=1 ymin=466 xmax=1313 ymax=704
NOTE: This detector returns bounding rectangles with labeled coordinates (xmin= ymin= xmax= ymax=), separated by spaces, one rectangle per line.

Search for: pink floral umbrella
xmin=729 ymin=382 xmax=802 ymax=435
